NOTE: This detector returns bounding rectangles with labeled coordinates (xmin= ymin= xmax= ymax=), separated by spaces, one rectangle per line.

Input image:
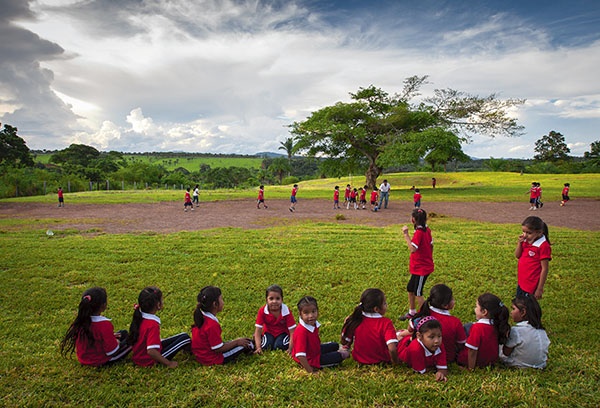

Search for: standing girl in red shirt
xmin=253 ymin=284 xmax=296 ymax=353
xmin=399 ymin=209 xmax=434 ymax=321
xmin=457 ymin=293 xmax=510 ymax=370
xmin=60 ymin=287 xmax=131 ymax=366
xmin=515 ymin=216 xmax=552 ymax=299
xmin=333 ymin=186 xmax=341 ymax=209
xmin=340 ymin=288 xmax=399 ymax=365
xmin=191 ymin=286 xmax=254 ymax=365
xmin=128 ymin=286 xmax=190 ymax=368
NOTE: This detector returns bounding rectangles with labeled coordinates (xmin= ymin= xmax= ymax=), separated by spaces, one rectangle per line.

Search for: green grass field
xmin=1 ymin=172 xmax=599 ymax=407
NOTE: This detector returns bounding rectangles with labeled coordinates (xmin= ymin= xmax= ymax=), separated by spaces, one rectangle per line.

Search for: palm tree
xmin=278 ymin=138 xmax=296 ymax=161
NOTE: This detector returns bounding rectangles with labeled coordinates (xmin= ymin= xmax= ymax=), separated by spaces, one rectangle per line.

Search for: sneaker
xmin=399 ymin=312 xmax=415 ymax=321
xmin=289 ymin=207 xmax=293 ymax=212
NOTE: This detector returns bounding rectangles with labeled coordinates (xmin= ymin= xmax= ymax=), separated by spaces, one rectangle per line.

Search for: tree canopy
xmin=290 ymin=76 xmax=524 ymax=188
xmin=534 ymin=131 xmax=571 ymax=162
xmin=0 ymin=123 xmax=34 ymax=168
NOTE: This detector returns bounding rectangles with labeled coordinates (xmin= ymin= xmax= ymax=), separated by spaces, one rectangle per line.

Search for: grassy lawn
xmin=1 ymin=173 xmax=599 ymax=407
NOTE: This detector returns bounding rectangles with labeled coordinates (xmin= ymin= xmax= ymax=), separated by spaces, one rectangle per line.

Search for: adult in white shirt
xmin=378 ymin=179 xmax=391 ymax=209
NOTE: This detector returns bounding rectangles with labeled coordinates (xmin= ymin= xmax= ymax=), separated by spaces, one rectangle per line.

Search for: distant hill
xmin=254 ymin=152 xmax=286 ymax=158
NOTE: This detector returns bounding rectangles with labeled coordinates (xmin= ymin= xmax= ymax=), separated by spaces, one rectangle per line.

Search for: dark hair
xmin=416 ymin=284 xmax=453 ymax=318
xmin=415 ymin=188 xmax=420 ymax=193
xmin=60 ymin=287 xmax=108 ymax=357
xmin=513 ymin=295 xmax=544 ymax=330
xmin=564 ymin=183 xmax=570 ymax=187
xmin=193 ymin=286 xmax=222 ymax=328
xmin=412 ymin=316 xmax=442 ymax=339
xmin=128 ymin=286 xmax=163 ymax=346
xmin=266 ymin=284 xmax=283 ymax=299
xmin=335 ymin=186 xmax=339 ymax=189
xmin=363 ymin=185 xmax=368 ymax=189
xmin=477 ymin=293 xmax=510 ymax=344
xmin=411 ymin=208 xmax=427 ymax=228
xmin=341 ymin=288 xmax=386 ymax=341
xmin=297 ymin=296 xmax=318 ymax=313
xmin=522 ymin=216 xmax=550 ymax=245
xmin=259 ymin=185 xmax=264 ymax=189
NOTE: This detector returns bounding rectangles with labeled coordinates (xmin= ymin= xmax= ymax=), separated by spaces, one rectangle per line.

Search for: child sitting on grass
xmin=60 ymin=287 xmax=131 ymax=366
xmin=340 ymin=288 xmax=399 ymax=365
xmin=397 ymin=316 xmax=448 ymax=381
xmin=500 ymin=295 xmax=550 ymax=369
xmin=253 ymin=285 xmax=296 ymax=353
xmin=291 ymin=296 xmax=349 ymax=373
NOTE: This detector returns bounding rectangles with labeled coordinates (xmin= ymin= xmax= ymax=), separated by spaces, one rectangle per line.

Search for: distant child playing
xmin=60 ymin=287 xmax=131 ymax=366
xmin=399 ymin=209 xmax=434 ymax=321
xmin=57 ymin=187 xmax=64 ymax=207
xmin=413 ymin=189 xmax=422 ymax=208
xmin=344 ymin=184 xmax=351 ymax=207
xmin=359 ymin=186 xmax=367 ymax=209
xmin=129 ymin=286 xmax=191 ymax=368
xmin=257 ymin=185 xmax=268 ymax=209
xmin=457 ymin=293 xmax=510 ymax=370
xmin=253 ymin=285 xmax=296 ymax=353
xmin=560 ymin=183 xmax=570 ymax=206
xmin=193 ymin=184 xmax=199 ymax=207
xmin=291 ymin=296 xmax=349 ymax=373
xmin=192 ymin=286 xmax=254 ymax=365
xmin=370 ymin=187 xmax=379 ymax=211
xmin=500 ymin=295 xmax=550 ymax=369
xmin=333 ymin=186 xmax=341 ymax=209
xmin=340 ymin=288 xmax=399 ymax=365
xmin=289 ymin=184 xmax=298 ymax=212
xmin=515 ymin=216 xmax=552 ymax=299
xmin=184 ymin=188 xmax=193 ymax=212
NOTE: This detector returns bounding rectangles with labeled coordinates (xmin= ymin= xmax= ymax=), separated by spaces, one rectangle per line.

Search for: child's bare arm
xmin=295 ymin=355 xmax=315 ymax=373
xmin=147 ymin=348 xmax=177 ymax=368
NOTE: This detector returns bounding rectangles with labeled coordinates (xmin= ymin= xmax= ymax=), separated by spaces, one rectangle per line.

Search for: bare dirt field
xmin=1 ymin=198 xmax=598 ymax=234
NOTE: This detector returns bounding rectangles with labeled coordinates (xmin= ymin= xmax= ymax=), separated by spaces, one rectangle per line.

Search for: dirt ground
xmin=1 ymin=198 xmax=598 ymax=234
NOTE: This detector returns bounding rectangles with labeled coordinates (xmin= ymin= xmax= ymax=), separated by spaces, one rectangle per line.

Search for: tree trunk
xmin=365 ymin=161 xmax=382 ymax=190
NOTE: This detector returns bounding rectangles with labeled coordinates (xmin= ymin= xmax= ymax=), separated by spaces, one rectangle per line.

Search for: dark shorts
xmin=184 ymin=202 xmax=193 ymax=207
xmin=291 ymin=196 xmax=297 ymax=203
xmin=530 ymin=198 xmax=536 ymax=204
xmin=562 ymin=194 xmax=570 ymax=201
xmin=406 ymin=274 xmax=429 ymax=297
xmin=58 ymin=197 xmax=64 ymax=203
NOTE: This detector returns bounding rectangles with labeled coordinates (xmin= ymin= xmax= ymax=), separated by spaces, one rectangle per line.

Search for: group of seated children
xmin=61 ymin=284 xmax=550 ymax=380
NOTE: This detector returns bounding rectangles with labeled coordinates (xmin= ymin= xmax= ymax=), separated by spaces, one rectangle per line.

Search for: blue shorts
xmin=290 ymin=196 xmax=297 ymax=203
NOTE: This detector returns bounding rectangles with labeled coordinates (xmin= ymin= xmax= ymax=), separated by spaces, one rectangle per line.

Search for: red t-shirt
xmin=342 ymin=313 xmax=398 ymax=365
xmin=413 ymin=192 xmax=422 ymax=203
xmin=359 ymin=189 xmax=367 ymax=201
xmin=57 ymin=189 xmax=64 ymax=198
xmin=334 ymin=190 xmax=339 ymax=200
xmin=409 ymin=226 xmax=434 ymax=276
xmin=562 ymin=186 xmax=569 ymax=196
xmin=76 ymin=316 xmax=120 ymax=366
xmin=350 ymin=190 xmax=357 ymax=199
xmin=291 ymin=319 xmax=321 ymax=369
xmin=398 ymin=336 xmax=447 ymax=373
xmin=291 ymin=187 xmax=297 ymax=197
xmin=345 ymin=187 xmax=351 ymax=199
xmin=429 ymin=308 xmax=467 ymax=363
xmin=257 ymin=189 xmax=264 ymax=200
xmin=457 ymin=319 xmax=498 ymax=367
xmin=131 ymin=313 xmax=162 ymax=367
xmin=191 ymin=312 xmax=225 ymax=366
xmin=255 ymin=304 xmax=296 ymax=338
xmin=370 ymin=191 xmax=378 ymax=202
xmin=517 ymin=236 xmax=552 ymax=294
xmin=184 ymin=192 xmax=192 ymax=203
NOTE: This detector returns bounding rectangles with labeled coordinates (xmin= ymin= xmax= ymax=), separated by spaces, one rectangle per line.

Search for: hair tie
xmin=82 ymin=295 xmax=92 ymax=302
xmin=499 ymin=301 xmax=504 ymax=308
xmin=415 ymin=315 xmax=437 ymax=332
xmin=133 ymin=303 xmax=140 ymax=310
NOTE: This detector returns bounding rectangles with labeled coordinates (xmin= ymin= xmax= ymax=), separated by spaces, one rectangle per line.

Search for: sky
xmin=1 ymin=0 xmax=599 ymax=159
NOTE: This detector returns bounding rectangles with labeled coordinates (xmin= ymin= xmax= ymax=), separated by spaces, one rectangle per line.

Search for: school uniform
xmin=500 ymin=321 xmax=550 ymax=369
xmin=562 ymin=186 xmax=570 ymax=201
xmin=398 ymin=336 xmax=447 ymax=374
xmin=76 ymin=316 xmax=130 ymax=366
xmin=413 ymin=192 xmax=422 ymax=208
xmin=429 ymin=307 xmax=467 ymax=363
xmin=370 ymin=191 xmax=378 ymax=205
xmin=255 ymin=304 xmax=296 ymax=349
xmin=292 ymin=319 xmax=342 ymax=369
xmin=517 ymin=235 xmax=552 ymax=294
xmin=409 ymin=226 xmax=434 ymax=276
xmin=192 ymin=311 xmax=246 ymax=365
xmin=343 ymin=312 xmax=398 ymax=365
xmin=132 ymin=312 xmax=190 ymax=367
xmin=457 ymin=318 xmax=499 ymax=367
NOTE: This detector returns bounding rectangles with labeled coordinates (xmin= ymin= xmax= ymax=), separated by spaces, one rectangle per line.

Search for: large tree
xmin=534 ymin=131 xmax=570 ymax=162
xmin=290 ymin=76 xmax=524 ymax=188
xmin=50 ymin=143 xmax=101 ymax=167
xmin=0 ymin=123 xmax=34 ymax=167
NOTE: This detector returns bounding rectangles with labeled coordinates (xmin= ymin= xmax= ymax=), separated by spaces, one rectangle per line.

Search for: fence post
xmin=89 ymin=181 xmax=93 ymax=191
xmin=67 ymin=180 xmax=71 ymax=192
xmin=44 ymin=181 xmax=47 ymax=195
xmin=134 ymin=181 xmax=136 ymax=190
xmin=122 ymin=180 xmax=124 ymax=190
xmin=106 ymin=180 xmax=110 ymax=190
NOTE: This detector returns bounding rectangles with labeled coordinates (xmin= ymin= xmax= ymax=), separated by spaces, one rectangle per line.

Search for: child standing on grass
xmin=399 ymin=209 xmax=434 ymax=321
xmin=253 ymin=285 xmax=296 ymax=353
xmin=192 ymin=286 xmax=254 ymax=365
xmin=291 ymin=296 xmax=350 ymax=373
xmin=344 ymin=184 xmax=351 ymax=207
xmin=340 ymin=288 xmax=399 ymax=365
xmin=527 ymin=182 xmax=538 ymax=211
xmin=184 ymin=188 xmax=193 ymax=212
xmin=500 ymin=295 xmax=550 ymax=369
xmin=413 ymin=188 xmax=422 ymax=209
xmin=457 ymin=293 xmax=510 ymax=370
xmin=561 ymin=183 xmax=570 ymax=206
xmin=515 ymin=216 xmax=552 ymax=299
xmin=359 ymin=186 xmax=367 ymax=209
xmin=257 ymin=185 xmax=268 ymax=209
xmin=289 ymin=184 xmax=298 ymax=212
xmin=129 ymin=286 xmax=191 ymax=368
xmin=397 ymin=316 xmax=448 ymax=381
xmin=57 ymin=187 xmax=64 ymax=207
xmin=397 ymin=284 xmax=466 ymax=364
xmin=370 ymin=187 xmax=379 ymax=211
xmin=333 ymin=186 xmax=341 ymax=209
xmin=193 ymin=184 xmax=199 ymax=207
xmin=60 ymin=287 xmax=131 ymax=366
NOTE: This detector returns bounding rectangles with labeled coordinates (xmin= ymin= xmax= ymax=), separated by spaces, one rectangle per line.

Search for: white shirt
xmin=379 ymin=182 xmax=390 ymax=193
xmin=499 ymin=321 xmax=550 ymax=369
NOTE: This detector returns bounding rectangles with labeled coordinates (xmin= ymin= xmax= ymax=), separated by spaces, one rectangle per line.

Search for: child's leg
xmin=223 ymin=342 xmax=254 ymax=364
xmin=273 ymin=333 xmax=290 ymax=351
xmin=261 ymin=333 xmax=276 ymax=351
xmin=319 ymin=342 xmax=346 ymax=368
xmin=161 ymin=333 xmax=191 ymax=360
